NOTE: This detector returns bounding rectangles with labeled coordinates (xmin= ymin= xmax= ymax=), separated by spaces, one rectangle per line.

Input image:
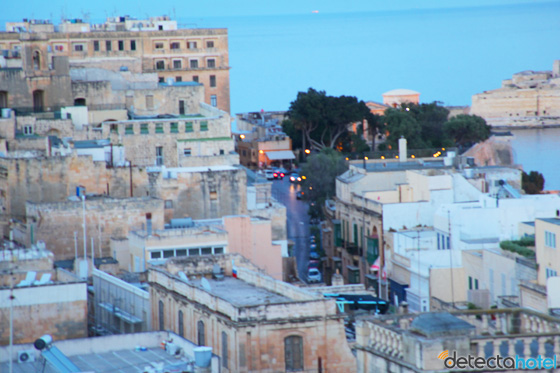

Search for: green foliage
xmin=500 ymin=240 xmax=535 ymax=258
xmin=382 ymin=102 xmax=489 ymax=150
xmin=444 ymin=114 xmax=491 ymax=148
xmin=281 ymin=119 xmax=303 ymax=150
xmin=287 ymin=88 xmax=380 ymax=150
xmin=300 ymin=148 xmax=348 ymax=218
xmin=522 ymin=171 xmax=545 ymax=194
xmin=467 ymin=302 xmax=481 ymax=310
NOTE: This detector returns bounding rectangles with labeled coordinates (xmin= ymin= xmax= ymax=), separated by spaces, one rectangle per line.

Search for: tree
xmin=522 ymin=170 xmax=545 ymax=194
xmin=382 ymin=108 xmax=425 ymax=149
xmin=444 ymin=114 xmax=491 ymax=148
xmin=287 ymin=88 xmax=377 ymax=150
xmin=407 ymin=102 xmax=450 ymax=147
xmin=281 ymin=119 xmax=303 ymax=150
xmin=300 ymin=148 xmax=348 ymax=218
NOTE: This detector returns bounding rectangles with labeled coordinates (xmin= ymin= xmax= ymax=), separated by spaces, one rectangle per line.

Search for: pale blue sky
xmin=1 ymin=0 xmax=556 ymax=23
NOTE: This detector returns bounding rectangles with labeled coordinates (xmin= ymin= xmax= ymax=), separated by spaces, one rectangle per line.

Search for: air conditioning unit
xmin=18 ymin=350 xmax=35 ymax=363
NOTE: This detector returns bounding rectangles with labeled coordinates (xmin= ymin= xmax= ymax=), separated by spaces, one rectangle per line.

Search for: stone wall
xmin=26 ymin=197 xmax=164 ymax=259
xmin=0 ymin=282 xmax=87 ymax=345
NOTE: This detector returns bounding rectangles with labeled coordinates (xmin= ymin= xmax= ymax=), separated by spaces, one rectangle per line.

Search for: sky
xmin=1 ymin=0 xmax=556 ymax=24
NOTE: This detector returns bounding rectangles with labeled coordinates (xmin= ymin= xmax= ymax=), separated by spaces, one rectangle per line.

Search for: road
xmin=270 ymin=177 xmax=310 ymax=282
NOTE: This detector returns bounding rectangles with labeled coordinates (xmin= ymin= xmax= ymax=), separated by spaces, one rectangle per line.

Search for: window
xmin=158 ymin=25 xmax=163 ymax=31
xmin=187 ymin=41 xmax=197 ymax=49
xmin=189 ymin=248 xmax=200 ymax=256
xmin=156 ymin=146 xmax=163 ymax=166
xmin=284 ymin=336 xmax=303 ymax=371
xmin=178 ymin=310 xmax=184 ymax=337
xmin=158 ymin=300 xmax=164 ymax=331
xmin=164 ymin=200 xmax=173 ymax=209
xmin=163 ymin=250 xmax=174 ymax=258
xmin=210 ymin=95 xmax=217 ymax=107
xmin=73 ymin=44 xmax=84 ymax=52
xmin=179 ymin=100 xmax=185 ymax=115
xmin=158 ymin=77 xmax=165 ymax=83
xmin=54 ymin=45 xmax=64 ymax=51
xmin=105 ymin=40 xmax=112 ymax=51
xmin=197 ymin=321 xmax=205 ymax=346
xmin=210 ymin=75 xmax=216 ymax=87
xmin=93 ymin=40 xmax=99 ymax=51
xmin=156 ymin=60 xmax=165 ymax=70
xmin=141 ymin=123 xmax=149 ymax=134
xmin=146 ymin=95 xmax=154 ymax=110
xmin=207 ymin=58 xmax=216 ymax=68
xmin=192 ymin=76 xmax=199 ymax=83
xmin=125 ymin=124 xmax=134 ymax=135
xmin=151 ymin=251 xmax=161 ymax=259
xmin=220 ymin=149 xmax=224 ymax=155
xmin=206 ymin=40 xmax=214 ymax=48
xmin=545 ymin=231 xmax=556 ymax=248
xmin=155 ymin=42 xmax=164 ymax=49
xmin=447 ymin=236 xmax=450 ymax=250
xmin=170 ymin=122 xmax=178 ymax=133
xmin=222 ymin=332 xmax=228 ymax=368
xmin=214 ymin=247 xmax=224 ymax=254
xmin=118 ymin=40 xmax=124 ymax=51
xmin=184 ymin=149 xmax=192 ymax=156
xmin=185 ymin=122 xmax=193 ymax=132
xmin=170 ymin=42 xmax=180 ymax=50
xmin=176 ymin=76 xmax=182 ymax=82
xmin=176 ymin=249 xmax=187 ymax=257
xmin=546 ymin=268 xmax=558 ymax=278
xmin=23 ymin=125 xmax=33 ymax=135
xmin=130 ymin=40 xmax=136 ymax=50
xmin=200 ymin=121 xmax=208 ymax=131
xmin=474 ymin=279 xmax=479 ymax=289
xmin=348 ymin=267 xmax=360 ymax=284
xmin=173 ymin=60 xmax=182 ymax=69
xmin=201 ymin=247 xmax=212 ymax=255
xmin=190 ymin=59 xmax=198 ymax=69
xmin=468 ymin=276 xmax=473 ymax=290
xmin=155 ymin=123 xmax=164 ymax=133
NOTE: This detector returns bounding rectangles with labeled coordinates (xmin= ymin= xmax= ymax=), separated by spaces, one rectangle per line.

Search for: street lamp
xmin=240 ymin=134 xmax=245 ymax=140
xmin=304 ymin=149 xmax=311 ymax=155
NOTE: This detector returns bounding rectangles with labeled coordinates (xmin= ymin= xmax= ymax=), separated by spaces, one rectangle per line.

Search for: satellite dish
xmin=201 ymin=277 xmax=212 ymax=292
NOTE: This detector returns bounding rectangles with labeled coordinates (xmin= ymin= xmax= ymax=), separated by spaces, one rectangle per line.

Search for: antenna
xmin=201 ymin=277 xmax=212 ymax=292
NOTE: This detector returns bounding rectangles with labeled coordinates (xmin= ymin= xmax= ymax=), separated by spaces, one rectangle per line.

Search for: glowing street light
xmin=240 ymin=134 xmax=245 ymax=139
xmin=304 ymin=149 xmax=311 ymax=155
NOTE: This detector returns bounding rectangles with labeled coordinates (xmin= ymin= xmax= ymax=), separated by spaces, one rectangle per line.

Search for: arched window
xmin=74 ymin=98 xmax=86 ymax=106
xmin=197 ymin=320 xmax=205 ymax=346
xmin=178 ymin=310 xmax=184 ymax=337
xmin=158 ymin=300 xmax=164 ymax=331
xmin=221 ymin=331 xmax=228 ymax=368
xmin=284 ymin=335 xmax=303 ymax=371
xmin=33 ymin=50 xmax=41 ymax=70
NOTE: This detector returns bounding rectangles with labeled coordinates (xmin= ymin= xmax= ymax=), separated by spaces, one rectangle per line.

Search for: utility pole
xmin=448 ymin=210 xmax=455 ymax=308
xmin=9 ymin=271 xmax=14 ymax=373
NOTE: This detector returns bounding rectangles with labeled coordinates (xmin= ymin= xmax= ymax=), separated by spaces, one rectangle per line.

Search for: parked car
xmin=265 ymin=170 xmax=274 ymax=180
xmin=296 ymin=191 xmax=304 ymax=199
xmin=309 ymin=251 xmax=320 ymax=260
xmin=289 ymin=172 xmax=302 ymax=183
xmin=310 ymin=243 xmax=317 ymax=250
xmin=307 ymin=268 xmax=322 ymax=283
xmin=308 ymin=260 xmax=319 ymax=268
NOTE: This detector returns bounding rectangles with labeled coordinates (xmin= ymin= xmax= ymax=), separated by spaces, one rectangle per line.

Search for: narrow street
xmin=270 ymin=177 xmax=310 ymax=282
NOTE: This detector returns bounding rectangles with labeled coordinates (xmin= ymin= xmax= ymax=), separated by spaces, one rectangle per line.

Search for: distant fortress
xmin=470 ymin=60 xmax=560 ymax=128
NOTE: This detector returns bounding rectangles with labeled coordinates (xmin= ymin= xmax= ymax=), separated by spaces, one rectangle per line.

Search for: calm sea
xmin=186 ymin=3 xmax=560 ymax=189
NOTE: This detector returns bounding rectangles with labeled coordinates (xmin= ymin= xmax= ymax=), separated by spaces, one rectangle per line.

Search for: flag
xmin=232 ymin=259 xmax=238 ymax=278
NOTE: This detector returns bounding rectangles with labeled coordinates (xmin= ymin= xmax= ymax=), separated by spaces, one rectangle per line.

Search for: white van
xmin=265 ymin=170 xmax=274 ymax=180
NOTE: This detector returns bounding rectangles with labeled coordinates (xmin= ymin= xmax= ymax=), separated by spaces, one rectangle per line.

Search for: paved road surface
xmin=270 ymin=177 xmax=310 ymax=282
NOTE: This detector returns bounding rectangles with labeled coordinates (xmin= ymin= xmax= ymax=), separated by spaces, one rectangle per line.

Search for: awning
xmin=265 ymin=150 xmax=295 ymax=161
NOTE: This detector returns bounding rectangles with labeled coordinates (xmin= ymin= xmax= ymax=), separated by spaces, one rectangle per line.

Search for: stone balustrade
xmin=368 ymin=323 xmax=403 ymax=359
xmin=471 ymin=334 xmax=560 ymax=360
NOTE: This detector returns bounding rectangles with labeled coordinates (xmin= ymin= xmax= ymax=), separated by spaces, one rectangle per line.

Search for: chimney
xmin=398 ymin=136 xmax=407 ymax=162
xmin=146 ymin=213 xmax=152 ymax=236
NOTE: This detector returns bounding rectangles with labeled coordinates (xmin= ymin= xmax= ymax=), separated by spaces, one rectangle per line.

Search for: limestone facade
xmin=471 ymin=61 xmax=560 ymax=127
xmin=0 ymin=19 xmax=231 ymax=112
xmin=149 ymin=254 xmax=357 ymax=373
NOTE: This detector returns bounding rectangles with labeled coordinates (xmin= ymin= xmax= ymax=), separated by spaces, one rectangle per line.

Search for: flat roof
xmin=191 ymin=277 xmax=292 ymax=307
xmin=538 ymin=218 xmax=560 ymax=226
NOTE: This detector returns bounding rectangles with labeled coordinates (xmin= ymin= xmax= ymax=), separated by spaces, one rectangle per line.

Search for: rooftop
xmin=383 ymin=88 xmax=420 ymax=96
xmin=190 ymin=277 xmax=292 ymax=306
xmin=409 ymin=312 xmax=476 ymax=338
xmin=538 ymin=217 xmax=560 ymax=226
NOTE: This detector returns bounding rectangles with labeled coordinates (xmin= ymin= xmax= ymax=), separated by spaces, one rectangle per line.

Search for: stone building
xmin=25 ymin=196 xmax=164 ymax=260
xmin=0 ymin=16 xmax=231 ymax=112
xmin=471 ymin=60 xmax=560 ymax=127
xmin=0 ymin=246 xmax=87 ymax=345
xmin=382 ymin=89 xmax=420 ymax=108
xmin=355 ymin=309 xmax=560 ymax=372
xmin=150 ymin=254 xmax=357 ymax=372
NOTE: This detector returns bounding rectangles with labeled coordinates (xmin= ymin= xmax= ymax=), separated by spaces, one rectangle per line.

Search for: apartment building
xmin=0 ymin=16 xmax=230 ymax=112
